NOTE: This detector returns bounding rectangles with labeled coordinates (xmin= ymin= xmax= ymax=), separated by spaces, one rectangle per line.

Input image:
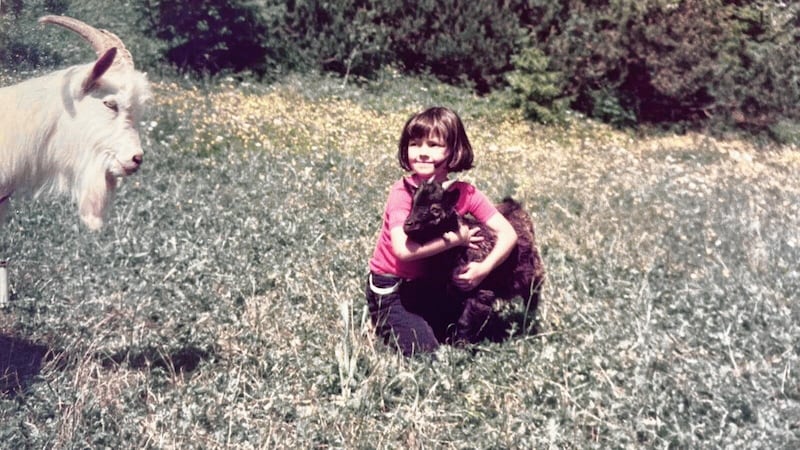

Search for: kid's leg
xmin=404 ymin=279 xmax=463 ymax=344
xmin=365 ymin=274 xmax=439 ymax=356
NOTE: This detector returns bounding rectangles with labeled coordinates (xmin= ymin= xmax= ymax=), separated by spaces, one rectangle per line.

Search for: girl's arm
xmin=452 ymin=212 xmax=518 ymax=290
xmin=390 ymin=223 xmax=480 ymax=262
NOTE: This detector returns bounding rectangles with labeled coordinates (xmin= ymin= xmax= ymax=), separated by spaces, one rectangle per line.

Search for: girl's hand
xmin=453 ymin=261 xmax=490 ymax=291
xmin=442 ymin=224 xmax=483 ymax=249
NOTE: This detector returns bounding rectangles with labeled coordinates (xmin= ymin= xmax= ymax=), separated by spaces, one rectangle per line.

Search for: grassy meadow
xmin=1 ymin=71 xmax=799 ymax=448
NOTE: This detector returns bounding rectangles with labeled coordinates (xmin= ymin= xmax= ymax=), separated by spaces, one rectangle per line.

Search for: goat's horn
xmin=441 ymin=178 xmax=457 ymax=190
xmin=39 ymin=15 xmax=134 ymax=70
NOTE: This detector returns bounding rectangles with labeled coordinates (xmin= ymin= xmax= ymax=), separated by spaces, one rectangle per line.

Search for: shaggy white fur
xmin=0 ymin=16 xmax=152 ymax=303
xmin=0 ymin=50 xmax=150 ymax=229
xmin=0 ymin=16 xmax=151 ymax=230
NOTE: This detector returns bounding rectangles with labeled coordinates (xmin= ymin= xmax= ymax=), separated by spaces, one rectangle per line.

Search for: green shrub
xmin=522 ymin=0 xmax=800 ymax=132
xmin=378 ymin=0 xmax=524 ymax=93
xmin=537 ymin=1 xmax=727 ymax=125
xmin=128 ymin=0 xmax=526 ymax=92
xmin=7 ymin=0 xmax=800 ymax=137
xmin=767 ymin=118 xmax=800 ymax=146
xmin=588 ymin=88 xmax=638 ymax=129
xmin=505 ymin=45 xmax=567 ymax=124
xmin=132 ymin=0 xmax=273 ymax=76
xmin=128 ymin=0 xmax=393 ymax=80
xmin=270 ymin=0 xmax=391 ymax=79
xmin=710 ymin=2 xmax=800 ymax=133
xmin=625 ymin=1 xmax=724 ymax=123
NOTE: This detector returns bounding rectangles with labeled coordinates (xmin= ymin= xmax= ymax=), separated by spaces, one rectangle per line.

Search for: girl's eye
xmin=426 ymin=138 xmax=445 ymax=148
xmin=104 ymin=99 xmax=119 ymax=112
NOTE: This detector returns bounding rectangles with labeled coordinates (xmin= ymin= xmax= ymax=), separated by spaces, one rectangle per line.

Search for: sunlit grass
xmin=1 ymin=71 xmax=798 ymax=448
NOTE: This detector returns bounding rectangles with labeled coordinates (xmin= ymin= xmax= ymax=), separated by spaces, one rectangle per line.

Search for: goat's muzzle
xmin=119 ymin=153 xmax=143 ymax=176
xmin=403 ymin=217 xmax=421 ymax=232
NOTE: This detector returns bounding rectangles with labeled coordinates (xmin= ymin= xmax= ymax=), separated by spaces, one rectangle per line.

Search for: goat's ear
xmin=81 ymin=47 xmax=117 ymax=95
xmin=443 ymin=187 xmax=460 ymax=209
xmin=441 ymin=178 xmax=457 ymax=191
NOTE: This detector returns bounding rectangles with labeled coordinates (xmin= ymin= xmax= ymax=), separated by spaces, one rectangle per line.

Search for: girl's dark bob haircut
xmin=397 ymin=106 xmax=474 ymax=173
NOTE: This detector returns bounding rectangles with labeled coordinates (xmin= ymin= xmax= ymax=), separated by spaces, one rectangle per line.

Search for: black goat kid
xmin=403 ymin=178 xmax=545 ymax=345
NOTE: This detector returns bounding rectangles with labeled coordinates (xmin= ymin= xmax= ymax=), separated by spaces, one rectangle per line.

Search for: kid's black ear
xmin=443 ymin=188 xmax=460 ymax=209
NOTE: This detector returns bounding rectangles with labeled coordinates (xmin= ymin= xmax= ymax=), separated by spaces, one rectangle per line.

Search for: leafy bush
xmin=628 ymin=1 xmax=725 ymax=123
xmin=129 ymin=0 xmax=393 ymax=80
xmin=5 ymin=0 xmax=800 ymax=135
xmin=711 ymin=2 xmax=800 ymax=137
xmin=530 ymin=1 xmax=727 ymax=125
xmin=275 ymin=0 xmax=391 ymax=79
xmin=588 ymin=87 xmax=638 ymax=129
xmin=282 ymin=0 xmax=527 ymax=85
xmin=132 ymin=0 xmax=525 ymax=91
xmin=133 ymin=0 xmax=273 ymax=75
xmin=274 ymin=0 xmax=527 ymax=91
xmin=515 ymin=0 xmax=800 ymax=131
xmin=377 ymin=0 xmax=525 ymax=93
xmin=505 ymin=45 xmax=566 ymax=123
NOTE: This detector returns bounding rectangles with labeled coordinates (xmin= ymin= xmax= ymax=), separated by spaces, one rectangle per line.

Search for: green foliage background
xmin=523 ymin=0 xmax=800 ymax=136
xmin=3 ymin=0 xmax=799 ymax=136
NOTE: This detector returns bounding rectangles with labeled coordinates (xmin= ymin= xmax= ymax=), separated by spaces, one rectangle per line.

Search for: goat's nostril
xmin=132 ymin=154 xmax=143 ymax=165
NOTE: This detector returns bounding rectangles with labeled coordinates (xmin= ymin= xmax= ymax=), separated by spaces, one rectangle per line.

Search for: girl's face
xmin=407 ymin=133 xmax=450 ymax=181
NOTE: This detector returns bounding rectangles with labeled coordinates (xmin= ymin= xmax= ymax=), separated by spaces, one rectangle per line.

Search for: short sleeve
xmin=385 ymin=180 xmax=414 ymax=229
xmin=455 ymin=182 xmax=498 ymax=223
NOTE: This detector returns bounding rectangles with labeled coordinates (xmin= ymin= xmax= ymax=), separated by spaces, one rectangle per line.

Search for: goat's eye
xmin=103 ymin=99 xmax=119 ymax=112
xmin=430 ymin=205 xmax=442 ymax=215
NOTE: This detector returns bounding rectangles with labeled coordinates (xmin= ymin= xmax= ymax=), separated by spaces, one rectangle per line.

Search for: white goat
xmin=0 ymin=16 xmax=151 ymax=305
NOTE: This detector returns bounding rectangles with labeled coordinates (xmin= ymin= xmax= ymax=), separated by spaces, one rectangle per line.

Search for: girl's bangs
xmin=407 ymin=120 xmax=446 ymax=141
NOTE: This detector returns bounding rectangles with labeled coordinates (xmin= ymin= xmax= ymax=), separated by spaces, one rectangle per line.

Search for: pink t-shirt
xmin=368 ymin=177 xmax=498 ymax=279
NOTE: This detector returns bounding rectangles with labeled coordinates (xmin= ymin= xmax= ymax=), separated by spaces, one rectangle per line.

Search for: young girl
xmin=365 ymin=106 xmax=518 ymax=356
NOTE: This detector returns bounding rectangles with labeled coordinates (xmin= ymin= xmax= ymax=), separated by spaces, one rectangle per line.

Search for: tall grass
xmin=1 ymin=72 xmax=798 ymax=448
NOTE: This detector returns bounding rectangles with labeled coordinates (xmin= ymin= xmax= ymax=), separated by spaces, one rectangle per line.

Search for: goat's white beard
xmin=42 ymin=113 xmax=142 ymax=230
xmin=74 ymin=154 xmax=120 ymax=230
xmin=1 ymin=145 xmax=137 ymax=231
